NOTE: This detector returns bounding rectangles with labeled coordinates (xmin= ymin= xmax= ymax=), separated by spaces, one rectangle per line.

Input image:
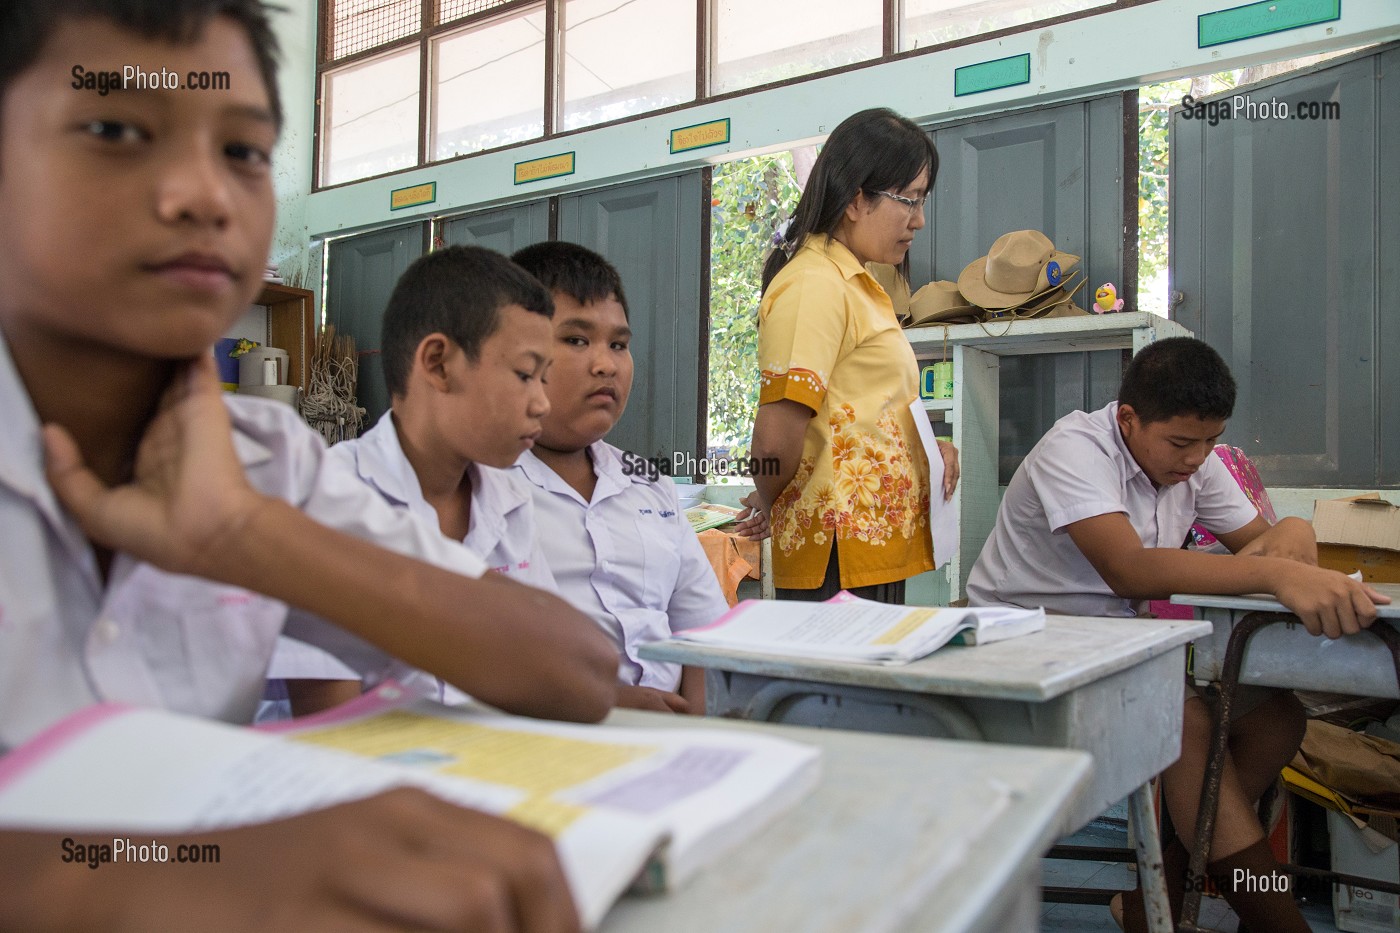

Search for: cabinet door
xmin=327 ymin=223 xmax=426 ymax=427
xmin=908 ymin=93 xmax=1130 ymax=482
xmin=1172 ymin=46 xmax=1398 ymax=486
xmin=441 ymin=201 xmax=550 ymax=254
xmin=558 ymin=172 xmax=705 ymax=463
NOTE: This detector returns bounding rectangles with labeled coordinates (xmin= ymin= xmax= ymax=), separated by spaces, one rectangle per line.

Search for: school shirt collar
xmin=352 ymin=410 xmax=530 ymax=529
xmin=350 ymin=411 xmax=425 ymax=510
xmin=517 ymin=441 xmax=631 ymax=507
xmin=0 ymin=328 xmax=66 ymax=528
xmin=1104 ymin=401 xmax=1150 ymax=486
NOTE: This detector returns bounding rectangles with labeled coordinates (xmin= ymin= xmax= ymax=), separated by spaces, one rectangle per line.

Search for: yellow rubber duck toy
xmin=1094 ymin=283 xmax=1124 ymax=313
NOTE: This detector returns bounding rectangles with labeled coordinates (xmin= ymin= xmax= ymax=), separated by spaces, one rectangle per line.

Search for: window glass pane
xmin=321 ymin=47 xmax=420 ymax=186
xmin=438 ymin=0 xmax=519 ymax=27
xmin=328 ymin=0 xmax=420 ymax=60
xmin=902 ymin=0 xmax=1112 ymax=51
xmin=713 ymin=0 xmax=881 ymax=96
xmin=562 ymin=0 xmax=696 ymax=131
xmin=432 ymin=8 xmax=546 ymax=160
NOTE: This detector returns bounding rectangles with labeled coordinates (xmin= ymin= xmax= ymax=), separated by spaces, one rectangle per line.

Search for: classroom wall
xmin=297 ymin=0 xmax=1400 ymax=240
xmin=267 ymin=1 xmax=320 ymax=308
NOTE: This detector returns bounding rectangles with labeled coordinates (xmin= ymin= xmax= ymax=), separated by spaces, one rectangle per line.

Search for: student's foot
xmin=1109 ymin=892 xmax=1125 ymax=931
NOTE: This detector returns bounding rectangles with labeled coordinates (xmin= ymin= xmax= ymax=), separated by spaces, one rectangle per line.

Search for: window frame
xmin=312 ymin=0 xmax=1143 ymax=191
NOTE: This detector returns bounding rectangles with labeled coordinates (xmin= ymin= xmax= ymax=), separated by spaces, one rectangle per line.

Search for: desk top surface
xmin=639 ymin=615 xmax=1210 ymax=702
xmin=1172 ymin=583 xmax=1400 ymax=618
xmin=599 ymin=710 xmax=1090 ymax=933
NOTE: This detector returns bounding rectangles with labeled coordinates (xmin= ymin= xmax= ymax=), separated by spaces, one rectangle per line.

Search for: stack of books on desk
xmin=671 ymin=592 xmax=1045 ymax=665
xmin=0 ymin=685 xmax=821 ymax=929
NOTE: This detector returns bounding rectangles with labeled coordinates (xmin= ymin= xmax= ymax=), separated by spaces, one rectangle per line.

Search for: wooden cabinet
xmin=256 ymin=283 xmax=314 ymax=392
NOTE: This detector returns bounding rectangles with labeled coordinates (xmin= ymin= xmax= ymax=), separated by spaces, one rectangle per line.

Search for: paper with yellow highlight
xmin=272 ymin=685 xmax=821 ymax=927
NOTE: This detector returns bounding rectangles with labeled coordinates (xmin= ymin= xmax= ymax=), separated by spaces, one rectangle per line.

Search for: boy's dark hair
xmin=0 ymin=0 xmax=283 ymax=128
xmin=1118 ymin=337 xmax=1236 ymax=423
xmin=380 ymin=245 xmax=553 ymax=399
xmin=762 ymin=108 xmax=938 ymax=294
xmin=511 ymin=241 xmax=629 ymax=321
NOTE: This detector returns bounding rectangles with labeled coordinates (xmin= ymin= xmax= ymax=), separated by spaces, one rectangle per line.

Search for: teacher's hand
xmin=731 ymin=491 xmax=771 ymax=540
xmin=936 ymin=439 xmax=960 ymax=501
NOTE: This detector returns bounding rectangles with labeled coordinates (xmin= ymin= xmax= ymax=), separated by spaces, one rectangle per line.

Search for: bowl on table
xmin=674 ymin=483 xmax=706 ymax=509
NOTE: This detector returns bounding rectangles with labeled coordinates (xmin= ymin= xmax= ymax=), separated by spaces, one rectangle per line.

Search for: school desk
xmin=640 ymin=615 xmax=1212 ymax=933
xmin=599 ymin=709 xmax=1091 ymax=933
xmin=1169 ymin=585 xmax=1400 ymax=932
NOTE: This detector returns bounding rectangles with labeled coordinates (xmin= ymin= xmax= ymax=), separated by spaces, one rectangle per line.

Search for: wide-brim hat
xmin=865 ymin=262 xmax=912 ymax=320
xmin=983 ymin=269 xmax=1084 ymax=318
xmin=959 ymin=230 xmax=1081 ymax=310
xmin=906 ymin=280 xmax=977 ymax=327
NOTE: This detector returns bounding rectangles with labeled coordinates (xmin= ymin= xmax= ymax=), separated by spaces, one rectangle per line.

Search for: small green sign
xmin=953 ymin=53 xmax=1031 ymax=97
xmin=1198 ymin=0 xmax=1341 ymax=48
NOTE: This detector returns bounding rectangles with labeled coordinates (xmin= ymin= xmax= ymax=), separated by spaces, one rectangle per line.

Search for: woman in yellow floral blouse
xmin=750 ymin=108 xmax=960 ymax=602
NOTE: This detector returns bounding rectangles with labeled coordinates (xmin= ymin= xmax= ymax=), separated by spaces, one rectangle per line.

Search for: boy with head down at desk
xmin=0 ymin=0 xmax=615 ymax=928
xmin=968 ymin=336 xmax=1389 ymax=933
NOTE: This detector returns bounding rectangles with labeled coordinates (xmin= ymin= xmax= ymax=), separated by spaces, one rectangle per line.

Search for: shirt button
xmin=96 ymin=617 xmax=120 ymax=644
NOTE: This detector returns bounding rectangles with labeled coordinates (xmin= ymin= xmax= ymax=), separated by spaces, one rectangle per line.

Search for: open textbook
xmin=672 ymin=591 xmax=1045 ymax=665
xmin=0 ymin=684 xmax=820 ymax=930
xmin=685 ymin=502 xmax=743 ymax=532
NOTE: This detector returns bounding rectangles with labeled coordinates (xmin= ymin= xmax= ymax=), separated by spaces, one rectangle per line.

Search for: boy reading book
xmin=274 ymin=245 xmax=561 ymax=712
xmin=510 ymin=242 xmax=766 ymax=714
xmin=0 ymin=1 xmax=614 ymax=927
xmin=966 ymin=336 xmax=1389 ymax=932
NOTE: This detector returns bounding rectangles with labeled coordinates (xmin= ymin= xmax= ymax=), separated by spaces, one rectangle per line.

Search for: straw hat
xmin=984 ymin=269 xmax=1089 ymax=320
xmin=958 ymin=230 xmax=1081 ymax=310
xmin=865 ymin=262 xmax=912 ymax=321
xmin=905 ymin=280 xmax=979 ymax=327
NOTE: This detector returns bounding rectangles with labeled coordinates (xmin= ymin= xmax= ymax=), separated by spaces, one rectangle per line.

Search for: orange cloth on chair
xmin=697 ymin=530 xmax=760 ymax=607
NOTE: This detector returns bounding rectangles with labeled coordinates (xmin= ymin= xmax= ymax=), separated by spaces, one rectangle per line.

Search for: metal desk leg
xmin=1180 ymin=615 xmax=1400 ymax=932
xmin=1129 ymin=783 xmax=1174 ymax=933
xmin=1179 ymin=611 xmax=1293 ymax=933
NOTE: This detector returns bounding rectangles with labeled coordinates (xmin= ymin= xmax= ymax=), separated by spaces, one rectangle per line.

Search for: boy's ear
xmin=1116 ymin=403 xmax=1140 ymax=436
xmin=414 ymin=333 xmax=454 ymax=393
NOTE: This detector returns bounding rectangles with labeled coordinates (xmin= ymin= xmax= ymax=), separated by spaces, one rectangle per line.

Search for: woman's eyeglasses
xmin=873 ymin=190 xmax=929 ymax=215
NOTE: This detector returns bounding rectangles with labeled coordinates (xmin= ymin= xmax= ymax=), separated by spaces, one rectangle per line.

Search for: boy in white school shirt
xmin=0 ymin=1 xmax=611 ymax=927
xmin=511 ymin=242 xmax=767 ymax=714
xmin=273 ymin=245 xmax=561 ymax=713
xmin=967 ymin=337 xmax=1388 ymax=933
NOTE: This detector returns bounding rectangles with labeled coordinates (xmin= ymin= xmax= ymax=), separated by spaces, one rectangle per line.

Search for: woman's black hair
xmin=760 ymin=108 xmax=938 ymax=294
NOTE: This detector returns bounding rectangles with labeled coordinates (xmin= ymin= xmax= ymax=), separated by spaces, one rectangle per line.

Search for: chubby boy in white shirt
xmin=511 ymin=242 xmax=767 ymax=714
xmin=968 ymin=337 xmax=1387 ymax=932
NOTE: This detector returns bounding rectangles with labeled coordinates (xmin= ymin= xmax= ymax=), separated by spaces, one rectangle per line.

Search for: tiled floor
xmin=1042 ymin=814 xmax=1343 ymax=932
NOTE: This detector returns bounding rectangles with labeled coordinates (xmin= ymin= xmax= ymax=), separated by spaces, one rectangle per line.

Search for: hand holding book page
xmin=672 ymin=592 xmax=1046 ymax=665
xmin=0 ymin=684 xmax=819 ymax=930
xmin=908 ymin=398 xmax=958 ymax=569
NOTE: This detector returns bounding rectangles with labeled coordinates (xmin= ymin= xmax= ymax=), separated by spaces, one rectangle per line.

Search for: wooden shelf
xmin=256 ymin=283 xmax=314 ymax=392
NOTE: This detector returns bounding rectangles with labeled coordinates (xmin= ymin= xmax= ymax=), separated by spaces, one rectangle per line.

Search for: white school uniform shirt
xmin=0 ymin=333 xmax=486 ymax=750
xmin=269 ymin=412 xmax=556 ymax=706
xmin=516 ymin=443 xmax=727 ymax=691
xmin=326 ymin=412 xmax=552 ymax=588
xmin=965 ymin=402 xmax=1258 ymax=617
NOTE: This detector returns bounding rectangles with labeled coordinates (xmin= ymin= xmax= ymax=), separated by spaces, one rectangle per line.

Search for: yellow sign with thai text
xmin=514 ymin=152 xmax=576 ymax=185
